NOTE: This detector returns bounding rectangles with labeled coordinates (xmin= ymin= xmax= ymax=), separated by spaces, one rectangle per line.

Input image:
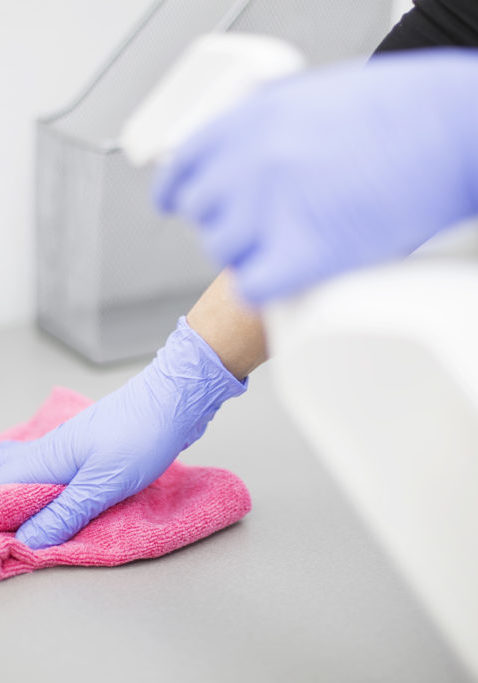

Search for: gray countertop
xmin=0 ymin=325 xmax=473 ymax=683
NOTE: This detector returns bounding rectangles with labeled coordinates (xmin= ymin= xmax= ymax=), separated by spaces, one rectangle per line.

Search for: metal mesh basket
xmin=36 ymin=0 xmax=392 ymax=364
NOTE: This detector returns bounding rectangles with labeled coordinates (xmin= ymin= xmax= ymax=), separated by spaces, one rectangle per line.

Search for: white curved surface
xmin=267 ymin=259 xmax=478 ymax=680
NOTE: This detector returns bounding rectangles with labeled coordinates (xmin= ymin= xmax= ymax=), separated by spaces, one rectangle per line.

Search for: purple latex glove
xmin=0 ymin=317 xmax=246 ymax=549
xmin=155 ymin=49 xmax=478 ymax=305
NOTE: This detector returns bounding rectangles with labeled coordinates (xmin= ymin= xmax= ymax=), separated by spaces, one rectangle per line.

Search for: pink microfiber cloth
xmin=0 ymin=387 xmax=251 ymax=581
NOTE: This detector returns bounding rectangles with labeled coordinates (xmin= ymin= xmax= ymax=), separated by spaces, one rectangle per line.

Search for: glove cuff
xmin=145 ymin=316 xmax=247 ymax=450
xmin=169 ymin=315 xmax=247 ymax=396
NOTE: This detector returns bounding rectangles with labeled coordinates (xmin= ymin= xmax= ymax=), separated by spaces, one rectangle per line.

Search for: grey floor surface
xmin=0 ymin=324 xmax=474 ymax=683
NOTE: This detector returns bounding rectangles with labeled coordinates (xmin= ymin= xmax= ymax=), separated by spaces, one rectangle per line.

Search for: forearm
xmin=186 ymin=270 xmax=268 ymax=381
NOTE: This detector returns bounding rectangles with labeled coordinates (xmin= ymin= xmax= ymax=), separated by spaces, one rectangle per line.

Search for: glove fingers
xmin=154 ymin=123 xmax=226 ymax=213
xmin=0 ymin=434 xmax=77 ymax=485
xmin=236 ymin=251 xmax=278 ymax=305
xmin=15 ymin=468 xmax=114 ymax=549
xmin=166 ymin=166 xmax=225 ymax=225
xmin=171 ymin=163 xmax=262 ymax=267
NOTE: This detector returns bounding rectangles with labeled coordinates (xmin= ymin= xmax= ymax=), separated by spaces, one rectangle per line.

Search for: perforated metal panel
xmin=231 ymin=0 xmax=391 ymax=63
xmin=36 ymin=0 xmax=393 ymax=364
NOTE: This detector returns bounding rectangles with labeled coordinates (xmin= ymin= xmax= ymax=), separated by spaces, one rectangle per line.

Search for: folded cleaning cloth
xmin=0 ymin=387 xmax=251 ymax=581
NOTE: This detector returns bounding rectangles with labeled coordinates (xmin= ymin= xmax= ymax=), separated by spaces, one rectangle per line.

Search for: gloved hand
xmin=155 ymin=49 xmax=478 ymax=305
xmin=0 ymin=317 xmax=246 ymax=549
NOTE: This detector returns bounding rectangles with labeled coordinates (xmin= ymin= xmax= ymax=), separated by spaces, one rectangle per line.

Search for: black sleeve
xmin=372 ymin=0 xmax=478 ymax=55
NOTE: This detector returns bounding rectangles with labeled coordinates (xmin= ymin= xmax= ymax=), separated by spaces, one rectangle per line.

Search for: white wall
xmin=392 ymin=0 xmax=413 ymax=24
xmin=0 ymin=0 xmax=151 ymax=327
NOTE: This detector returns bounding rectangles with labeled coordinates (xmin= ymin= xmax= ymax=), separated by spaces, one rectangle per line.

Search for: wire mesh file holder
xmin=36 ymin=0 xmax=392 ymax=364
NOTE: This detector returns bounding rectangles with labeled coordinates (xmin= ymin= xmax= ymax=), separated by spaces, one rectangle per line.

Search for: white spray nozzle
xmin=121 ymin=32 xmax=306 ymax=166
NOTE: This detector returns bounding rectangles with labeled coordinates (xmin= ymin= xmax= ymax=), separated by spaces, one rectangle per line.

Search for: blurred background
xmin=0 ymin=0 xmax=411 ymax=363
xmin=0 ymin=0 xmax=151 ymax=328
